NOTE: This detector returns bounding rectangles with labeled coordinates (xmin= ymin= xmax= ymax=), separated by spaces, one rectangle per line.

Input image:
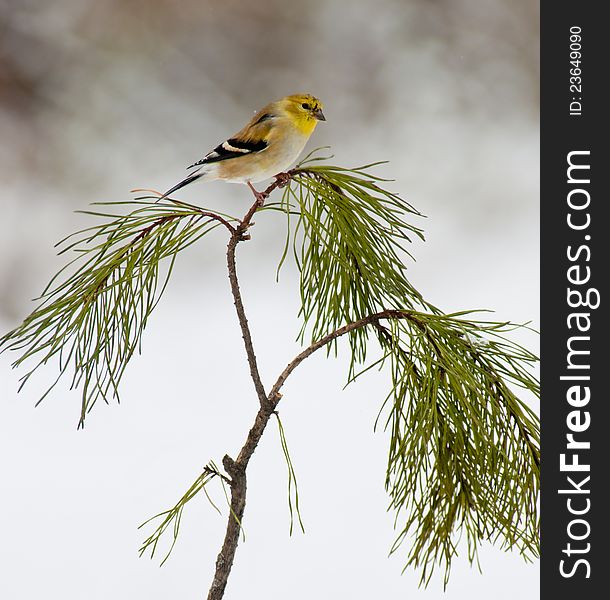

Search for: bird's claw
xmin=274 ymin=172 xmax=292 ymax=188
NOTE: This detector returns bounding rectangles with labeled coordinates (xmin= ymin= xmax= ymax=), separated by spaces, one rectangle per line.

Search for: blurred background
xmin=0 ymin=1 xmax=539 ymax=599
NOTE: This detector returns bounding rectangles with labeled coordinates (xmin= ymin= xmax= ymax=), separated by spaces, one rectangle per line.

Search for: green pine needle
xmin=275 ymin=412 xmax=305 ymax=535
xmin=271 ymin=152 xmax=539 ymax=585
xmin=138 ymin=461 xmax=224 ymax=565
xmin=0 ymin=152 xmax=539 ymax=585
xmin=0 ymin=197 xmax=236 ymax=427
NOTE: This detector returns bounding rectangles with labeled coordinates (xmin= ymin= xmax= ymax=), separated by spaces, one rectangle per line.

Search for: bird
xmin=159 ymin=94 xmax=326 ymax=205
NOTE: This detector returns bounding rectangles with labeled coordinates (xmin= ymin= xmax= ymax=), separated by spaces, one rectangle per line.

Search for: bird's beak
xmin=314 ymin=108 xmax=326 ymax=121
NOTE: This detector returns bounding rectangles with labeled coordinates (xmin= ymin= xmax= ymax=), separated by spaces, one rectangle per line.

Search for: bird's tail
xmin=156 ymin=167 xmax=210 ymax=202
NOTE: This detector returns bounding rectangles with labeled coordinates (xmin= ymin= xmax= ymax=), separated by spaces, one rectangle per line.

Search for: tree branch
xmin=206 ymin=166 xmax=538 ymax=599
xmin=0 ymin=160 xmax=538 ymax=597
xmin=208 ymin=175 xmax=297 ymax=600
xmin=226 ymin=218 xmax=268 ymax=407
xmin=206 ymin=305 xmax=414 ymax=600
xmin=268 ymin=309 xmax=413 ymax=404
xmin=224 ymin=175 xmax=293 ymax=408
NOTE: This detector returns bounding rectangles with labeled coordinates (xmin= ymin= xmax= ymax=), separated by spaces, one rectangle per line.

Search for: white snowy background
xmin=0 ymin=1 xmax=539 ymax=598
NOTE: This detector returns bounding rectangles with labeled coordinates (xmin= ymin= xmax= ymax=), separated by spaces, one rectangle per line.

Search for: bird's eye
xmin=301 ymin=103 xmax=311 ymax=110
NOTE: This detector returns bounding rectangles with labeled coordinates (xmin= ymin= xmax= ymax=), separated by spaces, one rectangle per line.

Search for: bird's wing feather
xmin=187 ymin=106 xmax=276 ymax=170
xmin=187 ymin=137 xmax=268 ymax=169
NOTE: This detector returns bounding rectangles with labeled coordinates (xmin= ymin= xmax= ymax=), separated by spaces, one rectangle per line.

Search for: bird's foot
xmin=274 ymin=172 xmax=292 ymax=188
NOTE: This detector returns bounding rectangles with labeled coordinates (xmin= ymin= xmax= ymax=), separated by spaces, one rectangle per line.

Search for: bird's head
xmin=279 ymin=94 xmax=326 ymax=135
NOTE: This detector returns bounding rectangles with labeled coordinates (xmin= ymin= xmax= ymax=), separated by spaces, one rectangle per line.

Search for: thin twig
xmin=207 ymin=172 xmax=537 ymax=599
xmin=195 ymin=211 xmax=237 ymax=235
xmin=208 ymin=174 xmax=425 ymax=599
xmin=206 ymin=301 xmax=415 ymax=599
xmin=267 ymin=310 xmax=414 ymax=404
xmin=225 ymin=208 xmax=267 ymax=406
xmin=223 ymin=175 xmax=296 ymax=407
xmin=207 ymin=175 xmax=295 ymax=600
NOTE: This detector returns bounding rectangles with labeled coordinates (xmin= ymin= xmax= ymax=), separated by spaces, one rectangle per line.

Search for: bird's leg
xmin=273 ymin=172 xmax=292 ymax=188
xmin=247 ymin=182 xmax=268 ymax=207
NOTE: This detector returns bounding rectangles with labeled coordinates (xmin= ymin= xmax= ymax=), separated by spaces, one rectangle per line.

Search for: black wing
xmin=159 ymin=137 xmax=269 ymax=201
xmin=187 ymin=137 xmax=268 ymax=169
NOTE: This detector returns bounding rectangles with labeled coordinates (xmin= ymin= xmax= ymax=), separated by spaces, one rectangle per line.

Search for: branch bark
xmin=267 ymin=309 xmax=414 ymax=402
xmin=224 ymin=175 xmax=292 ymax=408
xmin=207 ymin=172 xmax=427 ymax=600
xmin=207 ymin=176 xmax=293 ymax=600
xmin=210 ymin=221 xmax=418 ymax=600
xmin=226 ymin=218 xmax=268 ymax=407
xmin=196 ymin=173 xmax=535 ymax=599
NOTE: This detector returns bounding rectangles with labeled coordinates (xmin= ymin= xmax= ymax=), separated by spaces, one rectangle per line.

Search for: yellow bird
xmin=161 ymin=94 xmax=325 ymax=204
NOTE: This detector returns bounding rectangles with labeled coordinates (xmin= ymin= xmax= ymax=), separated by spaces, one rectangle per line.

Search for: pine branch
xmin=224 ymin=176 xmax=289 ymax=408
xmin=1 ymin=151 xmax=540 ymax=598
xmin=0 ymin=198 xmax=237 ymax=427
